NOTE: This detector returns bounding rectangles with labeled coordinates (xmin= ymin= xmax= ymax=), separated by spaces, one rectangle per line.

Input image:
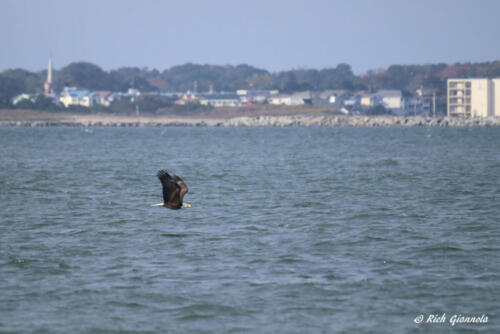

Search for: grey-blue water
xmin=1 ymin=126 xmax=499 ymax=333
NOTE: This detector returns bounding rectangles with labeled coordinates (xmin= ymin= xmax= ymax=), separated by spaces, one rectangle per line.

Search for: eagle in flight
xmin=155 ymin=170 xmax=190 ymax=209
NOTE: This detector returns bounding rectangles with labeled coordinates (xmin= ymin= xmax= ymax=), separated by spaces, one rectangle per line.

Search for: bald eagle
xmin=155 ymin=170 xmax=191 ymax=209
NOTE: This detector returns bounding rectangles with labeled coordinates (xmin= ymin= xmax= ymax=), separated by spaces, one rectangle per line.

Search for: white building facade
xmin=447 ymin=78 xmax=500 ymax=117
xmin=378 ymin=90 xmax=404 ymax=110
xmin=59 ymin=88 xmax=94 ymax=108
xmin=199 ymin=94 xmax=243 ymax=107
xmin=268 ymin=92 xmax=311 ymax=106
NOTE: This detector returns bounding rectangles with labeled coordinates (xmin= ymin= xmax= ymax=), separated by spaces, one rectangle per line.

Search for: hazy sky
xmin=1 ymin=0 xmax=499 ymax=74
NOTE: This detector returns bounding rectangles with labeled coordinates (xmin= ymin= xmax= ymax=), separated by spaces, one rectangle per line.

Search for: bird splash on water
xmin=153 ymin=170 xmax=191 ymax=209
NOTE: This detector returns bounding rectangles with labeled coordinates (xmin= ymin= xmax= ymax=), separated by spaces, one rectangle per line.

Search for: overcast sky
xmin=1 ymin=0 xmax=499 ymax=74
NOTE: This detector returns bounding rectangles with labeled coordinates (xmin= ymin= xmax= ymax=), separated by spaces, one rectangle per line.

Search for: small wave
xmin=174 ymin=303 xmax=239 ymax=320
xmin=210 ymin=172 xmax=228 ymax=179
xmin=248 ymin=258 xmax=267 ymax=264
xmin=106 ymin=300 xmax=144 ymax=308
xmin=476 ymin=247 xmax=500 ymax=252
xmin=277 ymin=255 xmax=303 ymax=264
xmin=313 ymin=240 xmax=336 ymax=248
xmin=420 ymin=245 xmax=463 ymax=252
xmin=458 ymin=224 xmax=489 ymax=232
xmin=324 ymin=273 xmax=341 ymax=281
xmin=378 ymin=158 xmax=399 ymax=166
xmin=160 ymin=233 xmax=190 ymax=238
xmin=359 ymin=158 xmax=399 ymax=168
xmin=177 ymin=313 xmax=216 ymax=321
xmin=7 ymin=256 xmax=71 ymax=274
xmin=8 ymin=257 xmax=35 ymax=267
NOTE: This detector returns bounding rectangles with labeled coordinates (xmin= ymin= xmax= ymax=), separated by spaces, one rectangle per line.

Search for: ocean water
xmin=0 ymin=126 xmax=499 ymax=333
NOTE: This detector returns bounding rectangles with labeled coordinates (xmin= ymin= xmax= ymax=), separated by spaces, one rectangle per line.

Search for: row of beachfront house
xmin=12 ymin=87 xmax=434 ymax=115
xmin=175 ymin=89 xmax=420 ymax=115
xmin=12 ymin=88 xmax=141 ymax=109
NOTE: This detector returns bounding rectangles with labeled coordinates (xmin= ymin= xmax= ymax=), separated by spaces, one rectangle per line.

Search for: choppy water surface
xmin=1 ymin=126 xmax=499 ymax=333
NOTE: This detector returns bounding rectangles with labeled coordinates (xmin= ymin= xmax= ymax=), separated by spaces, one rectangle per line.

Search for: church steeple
xmin=44 ymin=56 xmax=53 ymax=95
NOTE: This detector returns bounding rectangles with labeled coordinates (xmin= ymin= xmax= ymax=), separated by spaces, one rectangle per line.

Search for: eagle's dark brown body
xmin=157 ymin=170 xmax=188 ymax=209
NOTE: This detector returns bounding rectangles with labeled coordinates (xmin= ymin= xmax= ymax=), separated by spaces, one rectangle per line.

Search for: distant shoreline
xmin=1 ymin=109 xmax=500 ymax=127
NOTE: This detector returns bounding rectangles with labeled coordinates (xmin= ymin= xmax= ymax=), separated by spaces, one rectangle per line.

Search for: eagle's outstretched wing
xmin=157 ymin=170 xmax=188 ymax=209
xmin=172 ymin=175 xmax=189 ymax=203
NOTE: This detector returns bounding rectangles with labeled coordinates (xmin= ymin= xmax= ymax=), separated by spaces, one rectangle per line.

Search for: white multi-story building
xmin=447 ymin=78 xmax=500 ymax=117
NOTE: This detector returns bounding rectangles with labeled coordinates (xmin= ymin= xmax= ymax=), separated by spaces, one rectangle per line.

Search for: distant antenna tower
xmin=193 ymin=81 xmax=198 ymax=94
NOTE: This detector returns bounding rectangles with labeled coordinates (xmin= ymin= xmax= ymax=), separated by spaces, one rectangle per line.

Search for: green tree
xmin=247 ymin=73 xmax=273 ymax=89
xmin=15 ymin=99 xmax=35 ymax=109
xmin=0 ymin=93 xmax=13 ymax=108
xmin=33 ymin=95 xmax=60 ymax=111
xmin=279 ymin=71 xmax=299 ymax=92
xmin=162 ymin=63 xmax=270 ymax=92
xmin=137 ymin=95 xmax=173 ymax=112
xmin=108 ymin=67 xmax=158 ymax=92
xmin=0 ymin=75 xmax=25 ymax=96
xmin=56 ymin=62 xmax=109 ymax=90
xmin=1 ymin=69 xmax=43 ymax=93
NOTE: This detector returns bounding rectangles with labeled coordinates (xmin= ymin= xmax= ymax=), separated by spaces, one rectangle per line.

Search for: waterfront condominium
xmin=447 ymin=78 xmax=500 ymax=117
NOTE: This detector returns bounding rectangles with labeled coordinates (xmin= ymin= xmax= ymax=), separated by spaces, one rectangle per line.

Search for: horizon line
xmin=2 ymin=59 xmax=500 ymax=75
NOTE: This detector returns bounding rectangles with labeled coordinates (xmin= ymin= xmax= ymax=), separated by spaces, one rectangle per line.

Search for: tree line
xmin=1 ymin=60 xmax=500 ymax=108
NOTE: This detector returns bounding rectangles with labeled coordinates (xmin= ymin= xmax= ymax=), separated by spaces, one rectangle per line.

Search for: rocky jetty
xmin=221 ymin=115 xmax=500 ymax=127
xmin=1 ymin=115 xmax=500 ymax=127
